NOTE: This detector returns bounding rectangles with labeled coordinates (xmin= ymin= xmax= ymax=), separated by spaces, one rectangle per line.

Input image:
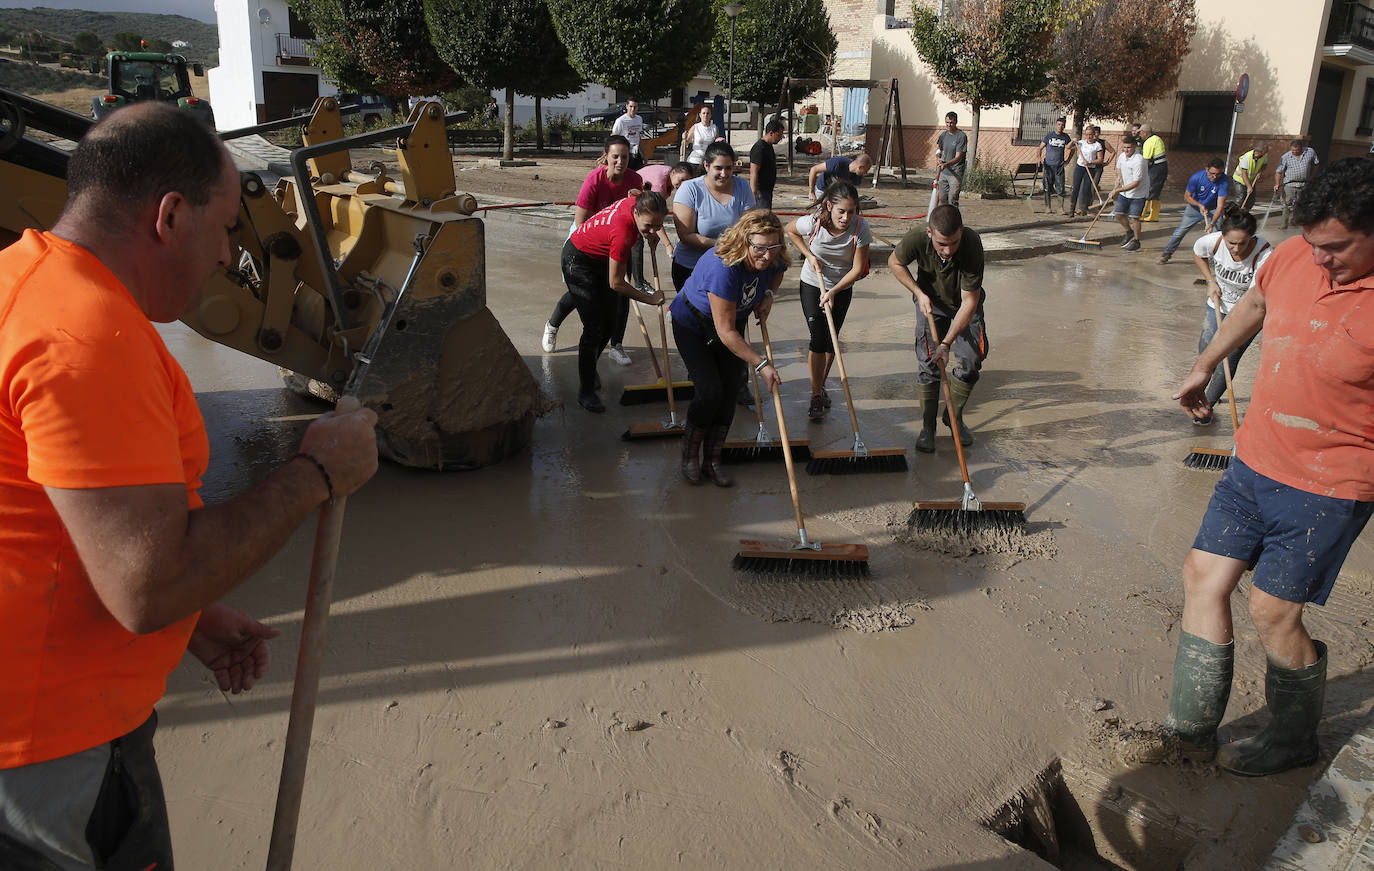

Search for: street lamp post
xmin=725 ymin=4 xmax=743 ymax=133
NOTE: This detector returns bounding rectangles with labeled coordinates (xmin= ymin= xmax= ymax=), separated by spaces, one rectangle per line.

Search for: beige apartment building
xmin=823 ymin=0 xmax=1370 ymax=191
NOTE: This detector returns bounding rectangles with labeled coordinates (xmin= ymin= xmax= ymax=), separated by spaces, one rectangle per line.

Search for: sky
xmin=9 ymin=1 xmax=217 ymax=23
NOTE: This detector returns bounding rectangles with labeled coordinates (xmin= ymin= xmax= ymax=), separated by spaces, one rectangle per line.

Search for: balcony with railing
xmin=1328 ymin=1 xmax=1374 ymax=50
xmin=275 ymin=33 xmax=318 ymax=66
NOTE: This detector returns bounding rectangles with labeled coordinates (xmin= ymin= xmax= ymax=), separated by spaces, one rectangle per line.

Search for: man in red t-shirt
xmin=541 ymin=135 xmax=644 ymax=362
xmin=0 ymin=104 xmax=378 ymax=868
xmin=1162 ymin=158 xmax=1374 ymax=777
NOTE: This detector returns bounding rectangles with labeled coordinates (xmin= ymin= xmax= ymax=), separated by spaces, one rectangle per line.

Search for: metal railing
xmin=275 ymin=33 xmax=318 ymax=62
xmin=1327 ymin=0 xmax=1374 ymax=50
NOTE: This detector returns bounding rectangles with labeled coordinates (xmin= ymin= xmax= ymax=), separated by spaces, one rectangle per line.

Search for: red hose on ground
xmin=475 ymin=201 xmax=577 ymax=211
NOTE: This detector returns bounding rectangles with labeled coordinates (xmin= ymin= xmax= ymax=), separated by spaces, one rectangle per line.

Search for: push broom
xmin=908 ymin=314 xmax=1026 ymax=538
xmin=721 ymin=321 xmax=811 ymax=463
xmin=734 ymin=321 xmax=870 ymax=578
xmin=1064 ymin=190 xmax=1114 ymax=251
xmin=619 ymin=250 xmax=693 ymax=406
xmin=806 ymin=277 xmax=908 ymax=474
xmin=623 ymin=252 xmax=685 ymax=440
xmin=1184 ymin=359 xmax=1240 ymax=471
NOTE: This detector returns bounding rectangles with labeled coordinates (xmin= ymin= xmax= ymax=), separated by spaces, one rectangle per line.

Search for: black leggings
xmin=798 ymin=279 xmax=853 ymax=354
xmin=672 ymin=318 xmax=747 ymax=429
xmin=548 ymin=239 xmax=639 ymax=344
xmin=672 ymin=259 xmax=694 ymax=293
xmin=561 ymin=240 xmax=620 ymax=394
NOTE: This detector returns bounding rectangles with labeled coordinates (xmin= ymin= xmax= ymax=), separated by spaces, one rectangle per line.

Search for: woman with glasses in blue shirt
xmin=668 ymin=211 xmax=788 ymax=486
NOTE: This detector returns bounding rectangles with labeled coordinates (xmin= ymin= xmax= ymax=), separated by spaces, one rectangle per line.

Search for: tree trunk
xmin=535 ymin=95 xmax=544 ymax=151
xmin=503 ymin=87 xmax=515 ymax=161
xmin=969 ymin=101 xmax=982 ymax=173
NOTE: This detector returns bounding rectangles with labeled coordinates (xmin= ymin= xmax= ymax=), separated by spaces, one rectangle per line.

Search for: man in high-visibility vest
xmin=1231 ymin=143 xmax=1268 ymax=211
xmin=1139 ymin=123 xmax=1169 ymax=222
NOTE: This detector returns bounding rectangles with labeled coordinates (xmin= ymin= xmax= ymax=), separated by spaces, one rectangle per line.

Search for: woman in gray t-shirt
xmin=784 ymin=181 xmax=873 ymax=421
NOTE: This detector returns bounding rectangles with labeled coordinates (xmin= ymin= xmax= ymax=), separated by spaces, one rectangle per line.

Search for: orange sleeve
xmin=13 ymin=302 xmax=188 ymax=491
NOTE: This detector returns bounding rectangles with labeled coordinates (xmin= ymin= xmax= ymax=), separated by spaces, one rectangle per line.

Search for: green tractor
xmin=92 ymin=51 xmax=213 ymax=125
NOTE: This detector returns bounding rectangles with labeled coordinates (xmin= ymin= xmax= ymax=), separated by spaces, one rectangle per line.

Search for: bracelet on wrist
xmin=755 ymin=358 xmax=770 ymax=373
xmin=293 ymin=452 xmax=335 ymax=501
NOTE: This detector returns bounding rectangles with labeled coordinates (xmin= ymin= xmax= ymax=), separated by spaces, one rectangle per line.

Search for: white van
xmin=725 ymin=101 xmax=755 ymax=130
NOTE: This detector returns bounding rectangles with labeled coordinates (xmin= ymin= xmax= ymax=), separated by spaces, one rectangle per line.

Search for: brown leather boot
xmin=703 ymin=425 xmax=733 ymax=487
xmin=680 ymin=423 xmax=705 ymax=484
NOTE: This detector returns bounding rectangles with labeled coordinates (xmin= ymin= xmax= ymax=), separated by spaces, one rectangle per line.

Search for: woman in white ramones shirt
xmin=1189 ymin=203 xmax=1273 ymax=424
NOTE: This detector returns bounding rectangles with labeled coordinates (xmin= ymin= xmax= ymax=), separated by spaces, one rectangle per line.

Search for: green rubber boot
xmin=1161 ymin=631 xmax=1234 ymax=762
xmin=941 ymin=378 xmax=975 ymax=446
xmin=915 ymin=383 xmax=939 ymax=453
xmin=1217 ymin=640 xmax=1326 ymax=777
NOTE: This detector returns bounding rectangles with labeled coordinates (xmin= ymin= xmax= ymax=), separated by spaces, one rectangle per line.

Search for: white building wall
xmin=209 ymin=0 xmax=336 ymax=130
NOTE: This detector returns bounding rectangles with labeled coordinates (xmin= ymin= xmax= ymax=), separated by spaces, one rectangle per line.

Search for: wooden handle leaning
xmin=817 ymin=274 xmax=862 ymax=437
xmin=923 ymin=313 xmax=973 ymax=487
xmin=759 ymin=321 xmax=807 ymax=536
xmin=266 ymin=495 xmax=346 ymax=871
xmin=650 ymin=247 xmax=676 ymax=419
xmin=1222 ymin=357 xmax=1240 ymax=432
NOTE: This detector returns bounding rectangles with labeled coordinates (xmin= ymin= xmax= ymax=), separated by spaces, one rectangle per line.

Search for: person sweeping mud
xmin=561 ymin=191 xmax=668 ymax=412
xmin=0 ymin=104 xmax=379 ymax=869
xmin=888 ymin=204 xmax=988 ymax=453
xmin=1161 ymin=158 xmax=1374 ymax=777
xmin=785 ymin=181 xmax=873 ymax=421
xmin=541 ymin=135 xmax=644 ymax=365
xmin=669 ymin=210 xmax=788 ymax=485
xmin=1184 ymin=204 xmax=1273 ymax=425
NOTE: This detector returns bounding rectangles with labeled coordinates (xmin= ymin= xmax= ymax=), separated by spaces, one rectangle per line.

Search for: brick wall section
xmin=827 ymin=0 xmax=875 ymax=81
xmin=865 ymin=126 xmax=1350 ymax=198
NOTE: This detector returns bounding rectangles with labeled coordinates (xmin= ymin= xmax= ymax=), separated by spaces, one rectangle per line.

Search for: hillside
xmin=0 ymin=7 xmax=217 ymax=62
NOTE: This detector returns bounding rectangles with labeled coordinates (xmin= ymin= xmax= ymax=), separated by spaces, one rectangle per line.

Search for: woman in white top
xmin=681 ymin=104 xmax=719 ymax=165
xmin=784 ymin=180 xmax=873 ymax=420
xmin=1189 ymin=203 xmax=1273 ymax=425
xmin=1069 ymin=125 xmax=1107 ymax=218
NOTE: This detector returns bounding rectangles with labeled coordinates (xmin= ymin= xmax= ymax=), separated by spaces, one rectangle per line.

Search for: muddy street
xmin=153 ymin=213 xmax=1374 ymax=869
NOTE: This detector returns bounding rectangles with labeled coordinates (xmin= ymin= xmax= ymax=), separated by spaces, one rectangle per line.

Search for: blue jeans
xmin=1043 ymin=163 xmax=1066 ymax=206
xmin=1164 ymin=204 xmax=1208 ymax=256
xmin=1198 ymin=304 xmax=1256 ymax=407
xmin=1071 ymin=164 xmax=1102 ymax=214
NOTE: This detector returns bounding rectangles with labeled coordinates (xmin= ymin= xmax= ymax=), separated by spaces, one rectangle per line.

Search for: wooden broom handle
xmin=650 ymin=247 xmax=676 ymax=419
xmin=1222 ymin=357 xmax=1240 ymax=431
xmin=759 ymin=321 xmax=808 ymax=536
xmin=631 ymin=298 xmax=663 ymax=382
xmin=923 ymin=312 xmax=973 ymax=487
xmin=817 ymin=274 xmax=862 ymax=437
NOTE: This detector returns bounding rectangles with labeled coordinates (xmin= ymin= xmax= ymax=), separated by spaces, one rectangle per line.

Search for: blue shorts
xmin=1114 ymin=195 xmax=1145 ymax=217
xmin=1193 ymin=457 xmax=1374 ymax=605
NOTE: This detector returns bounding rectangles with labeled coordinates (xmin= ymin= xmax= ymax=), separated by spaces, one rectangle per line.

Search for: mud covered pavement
xmin=152 ymin=214 xmax=1374 ymax=869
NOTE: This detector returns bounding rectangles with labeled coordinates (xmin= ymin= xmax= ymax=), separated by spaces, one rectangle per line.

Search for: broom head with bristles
xmin=1183 ymin=447 xmax=1232 ymax=471
xmin=908 ymin=501 xmax=1027 ymax=536
xmin=621 ymin=420 xmax=685 ymax=441
xmin=1064 ymin=238 xmax=1101 ymax=250
xmin=733 ymin=539 xmax=870 ymax=579
xmin=806 ymin=447 xmax=908 ymax=475
xmin=721 ymin=439 xmax=812 ymax=463
xmin=619 ymin=381 xmax=695 ymax=406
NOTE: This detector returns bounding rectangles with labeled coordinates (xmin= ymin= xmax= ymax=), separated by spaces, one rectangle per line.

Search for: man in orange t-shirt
xmin=0 ymin=105 xmax=378 ymax=869
xmin=1161 ymin=158 xmax=1374 ymax=778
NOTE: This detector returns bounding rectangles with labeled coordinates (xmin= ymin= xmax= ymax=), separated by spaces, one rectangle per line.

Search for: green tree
xmin=548 ymin=0 xmax=714 ymax=99
xmin=112 ymin=31 xmax=143 ymax=52
xmin=910 ymin=0 xmax=1074 ymax=165
xmin=73 ymin=31 xmax=103 ymax=56
xmin=1046 ymin=0 xmax=1197 ymax=135
xmin=146 ymin=37 xmax=174 ymax=53
xmin=704 ymin=0 xmax=835 ymax=126
xmin=291 ymin=0 xmax=460 ymax=99
xmin=427 ymin=0 xmax=584 ymax=159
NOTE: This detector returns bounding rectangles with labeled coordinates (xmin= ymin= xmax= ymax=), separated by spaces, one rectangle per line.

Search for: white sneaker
xmin=607 ymin=344 xmax=632 ymax=366
xmin=541 ymin=322 xmax=558 ymax=353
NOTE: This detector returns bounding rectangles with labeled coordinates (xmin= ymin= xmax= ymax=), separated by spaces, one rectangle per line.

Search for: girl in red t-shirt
xmin=561 ymin=191 xmax=669 ymax=411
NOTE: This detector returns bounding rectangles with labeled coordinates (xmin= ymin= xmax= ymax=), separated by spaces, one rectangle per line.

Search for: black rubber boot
xmin=1161 ymin=631 xmax=1234 ymax=762
xmin=680 ymin=423 xmax=705 ymax=485
xmin=915 ymin=383 xmax=939 ymax=453
xmin=1217 ymin=640 xmax=1327 ymax=777
xmin=703 ymin=425 xmax=733 ymax=488
xmin=942 ymin=378 xmax=975 ymax=446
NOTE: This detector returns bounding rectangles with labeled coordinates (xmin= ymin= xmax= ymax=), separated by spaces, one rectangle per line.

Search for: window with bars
xmin=1015 ymin=100 xmax=1061 ymax=145
xmin=1359 ymin=77 xmax=1374 ymax=136
xmin=1177 ymin=92 xmax=1233 ymax=150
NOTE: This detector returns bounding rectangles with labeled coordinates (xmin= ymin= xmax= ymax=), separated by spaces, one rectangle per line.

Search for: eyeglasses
xmin=749 ymin=241 xmax=783 ymax=253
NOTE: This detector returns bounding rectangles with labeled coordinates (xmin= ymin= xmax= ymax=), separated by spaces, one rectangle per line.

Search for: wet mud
xmin=148 ymin=214 xmax=1373 ymax=869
